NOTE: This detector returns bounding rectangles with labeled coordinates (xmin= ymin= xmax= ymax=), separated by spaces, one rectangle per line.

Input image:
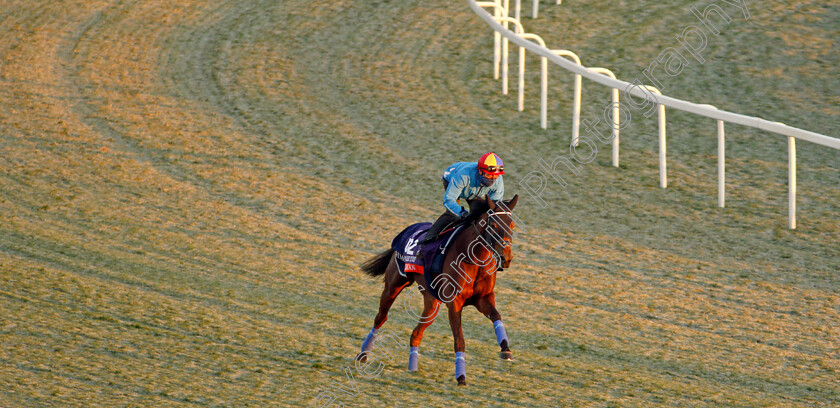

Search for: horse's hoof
xmin=355 ymin=352 xmax=368 ymax=364
xmin=456 ymin=375 xmax=467 ymax=386
xmin=500 ymin=350 xmax=513 ymax=361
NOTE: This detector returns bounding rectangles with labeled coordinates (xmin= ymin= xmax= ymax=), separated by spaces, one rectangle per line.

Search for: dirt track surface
xmin=0 ymin=0 xmax=838 ymax=406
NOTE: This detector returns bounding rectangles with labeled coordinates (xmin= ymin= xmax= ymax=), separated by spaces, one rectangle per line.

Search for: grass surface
xmin=0 ymin=0 xmax=838 ymax=406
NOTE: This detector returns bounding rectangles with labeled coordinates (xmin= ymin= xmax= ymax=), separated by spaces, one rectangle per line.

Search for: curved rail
xmin=466 ymin=0 xmax=840 ymax=150
xmin=465 ymin=0 xmax=840 ymax=229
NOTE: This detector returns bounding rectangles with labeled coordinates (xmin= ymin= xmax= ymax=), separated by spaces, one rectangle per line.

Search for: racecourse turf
xmin=0 ymin=0 xmax=838 ymax=406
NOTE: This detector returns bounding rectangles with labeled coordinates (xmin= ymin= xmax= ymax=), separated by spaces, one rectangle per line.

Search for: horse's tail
xmin=361 ymin=248 xmax=395 ymax=278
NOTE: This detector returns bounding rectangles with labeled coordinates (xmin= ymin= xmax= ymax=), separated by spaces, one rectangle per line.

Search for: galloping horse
xmin=357 ymin=195 xmax=519 ymax=385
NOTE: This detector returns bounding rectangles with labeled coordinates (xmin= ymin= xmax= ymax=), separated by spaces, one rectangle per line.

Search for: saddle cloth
xmin=391 ymin=222 xmax=464 ymax=302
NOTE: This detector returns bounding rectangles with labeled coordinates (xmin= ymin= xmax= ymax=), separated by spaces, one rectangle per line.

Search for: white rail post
xmin=700 ymin=104 xmax=725 ymax=207
xmin=787 ymin=131 xmax=796 ymax=229
xmin=504 ymin=0 xmax=510 ymax=84
xmin=515 ymin=0 xmax=521 ymax=20
xmin=552 ymin=50 xmax=582 ymax=146
xmin=789 ymin=137 xmax=796 ymax=229
xmin=643 ymin=86 xmax=666 ymax=188
xmin=476 ymin=2 xmax=507 ymax=80
xmin=519 ymin=43 xmax=525 ymax=111
xmin=502 ymin=25 xmax=509 ymax=94
xmin=500 ymin=15 xmax=509 ymax=94
xmin=590 ymin=68 xmax=620 ymax=167
xmin=520 ymin=34 xmax=548 ymax=128
xmin=493 ymin=17 xmax=525 ymax=99
xmin=494 ymin=1 xmax=501 ymax=79
xmin=774 ymin=121 xmax=796 ymax=229
xmin=718 ymin=119 xmax=725 ymax=207
xmin=532 ymin=0 xmax=539 ymax=18
xmin=542 ymin=55 xmax=548 ymax=128
xmin=613 ymin=88 xmax=620 ymax=166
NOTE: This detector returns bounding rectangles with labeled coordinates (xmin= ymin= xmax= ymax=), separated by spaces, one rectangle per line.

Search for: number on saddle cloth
xmin=391 ymin=223 xmax=432 ymax=277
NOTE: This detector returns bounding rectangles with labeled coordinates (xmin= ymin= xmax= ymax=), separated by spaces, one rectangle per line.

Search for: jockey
xmin=420 ymin=152 xmax=505 ymax=243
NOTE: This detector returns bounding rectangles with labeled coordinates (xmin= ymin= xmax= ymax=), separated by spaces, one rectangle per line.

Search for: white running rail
xmin=466 ymin=0 xmax=840 ymax=229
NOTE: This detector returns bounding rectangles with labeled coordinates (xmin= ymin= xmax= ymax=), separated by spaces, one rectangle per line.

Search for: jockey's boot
xmin=419 ymin=212 xmax=460 ymax=244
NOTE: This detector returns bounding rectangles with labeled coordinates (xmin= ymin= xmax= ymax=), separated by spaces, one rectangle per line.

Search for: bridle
xmin=470 ymin=209 xmax=512 ymax=270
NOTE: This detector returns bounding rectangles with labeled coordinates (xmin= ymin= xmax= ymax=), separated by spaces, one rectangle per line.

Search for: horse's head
xmin=477 ymin=194 xmax=519 ymax=270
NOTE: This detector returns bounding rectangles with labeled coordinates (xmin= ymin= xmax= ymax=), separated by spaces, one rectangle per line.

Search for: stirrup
xmin=419 ymin=220 xmax=459 ymax=245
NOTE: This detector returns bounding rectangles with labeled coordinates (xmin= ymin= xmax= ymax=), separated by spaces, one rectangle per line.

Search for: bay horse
xmin=357 ymin=195 xmax=519 ymax=385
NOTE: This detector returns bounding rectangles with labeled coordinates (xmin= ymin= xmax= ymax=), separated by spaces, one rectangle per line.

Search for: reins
xmin=463 ymin=209 xmax=510 ymax=267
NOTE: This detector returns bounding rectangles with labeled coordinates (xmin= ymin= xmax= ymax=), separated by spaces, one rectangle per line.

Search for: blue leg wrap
xmin=493 ymin=320 xmax=508 ymax=346
xmin=361 ymin=327 xmax=378 ymax=353
xmin=454 ymin=351 xmax=466 ymax=379
xmin=408 ymin=347 xmax=419 ymax=371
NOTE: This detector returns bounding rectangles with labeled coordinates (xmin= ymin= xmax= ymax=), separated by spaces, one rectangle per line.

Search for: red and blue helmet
xmin=478 ymin=152 xmax=505 ymax=177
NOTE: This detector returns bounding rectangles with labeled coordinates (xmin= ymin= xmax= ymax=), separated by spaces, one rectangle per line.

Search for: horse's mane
xmin=464 ymin=200 xmax=494 ymax=225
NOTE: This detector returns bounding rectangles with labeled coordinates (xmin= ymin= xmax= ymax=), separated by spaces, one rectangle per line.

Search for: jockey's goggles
xmin=482 ymin=165 xmax=504 ymax=175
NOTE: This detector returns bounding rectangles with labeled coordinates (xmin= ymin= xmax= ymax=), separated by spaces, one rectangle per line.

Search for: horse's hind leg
xmin=373 ymin=260 xmax=411 ymax=330
xmin=475 ymin=293 xmax=512 ymax=360
xmin=407 ymin=275 xmax=441 ymax=371
xmin=357 ymin=255 xmax=410 ymax=361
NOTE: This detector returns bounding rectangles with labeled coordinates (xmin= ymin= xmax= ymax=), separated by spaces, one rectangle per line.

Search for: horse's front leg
xmin=447 ymin=300 xmax=467 ymax=385
xmin=475 ymin=293 xmax=512 ymax=360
